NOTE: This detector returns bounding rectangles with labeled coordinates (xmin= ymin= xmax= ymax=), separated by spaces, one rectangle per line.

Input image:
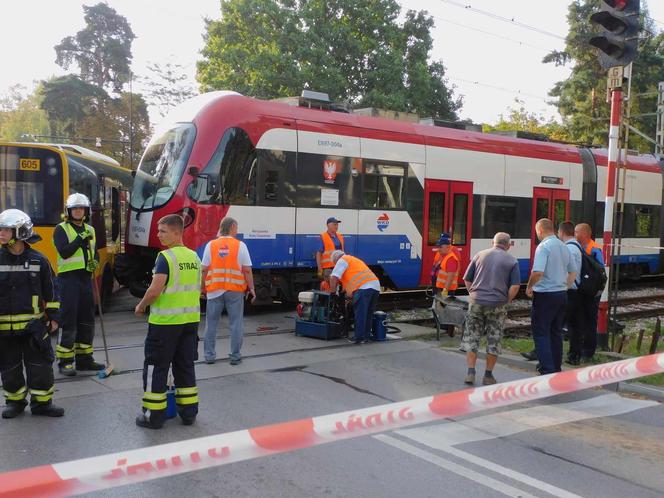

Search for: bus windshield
xmin=0 ymin=145 xmax=64 ymax=225
xmin=131 ymin=123 xmax=196 ymax=211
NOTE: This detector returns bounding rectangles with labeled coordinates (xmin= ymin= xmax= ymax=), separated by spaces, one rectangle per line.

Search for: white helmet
xmin=0 ymin=209 xmax=35 ymax=241
xmin=66 ymin=193 xmax=91 ymax=209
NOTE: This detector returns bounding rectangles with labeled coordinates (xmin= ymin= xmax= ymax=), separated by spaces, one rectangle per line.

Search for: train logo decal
xmin=217 ymin=244 xmax=230 ymax=258
xmin=377 ymin=213 xmax=390 ymax=232
xmin=323 ymin=159 xmax=339 ymax=184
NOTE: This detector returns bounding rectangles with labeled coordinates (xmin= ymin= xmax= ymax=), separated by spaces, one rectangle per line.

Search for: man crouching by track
xmin=134 ymin=215 xmax=201 ymax=429
xmin=0 ymin=209 xmax=64 ymax=418
xmin=460 ymin=232 xmax=521 ymax=386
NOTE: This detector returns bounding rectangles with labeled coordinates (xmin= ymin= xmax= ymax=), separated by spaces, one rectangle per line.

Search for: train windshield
xmin=0 ymin=145 xmax=64 ymax=225
xmin=131 ymin=123 xmax=196 ymax=211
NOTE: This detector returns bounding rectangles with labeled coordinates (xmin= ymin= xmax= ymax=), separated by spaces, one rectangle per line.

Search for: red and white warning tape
xmin=1 ymin=353 xmax=663 ymax=498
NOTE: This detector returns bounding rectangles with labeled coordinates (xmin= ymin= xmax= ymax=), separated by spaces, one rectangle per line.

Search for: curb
xmin=440 ymin=347 xmax=664 ymax=402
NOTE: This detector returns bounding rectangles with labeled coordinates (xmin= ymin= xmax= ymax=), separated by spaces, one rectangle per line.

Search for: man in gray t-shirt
xmin=460 ymin=232 xmax=521 ymax=385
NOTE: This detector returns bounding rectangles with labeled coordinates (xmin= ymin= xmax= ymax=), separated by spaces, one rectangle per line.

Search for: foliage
xmin=54 ymin=2 xmax=135 ymax=93
xmin=140 ymin=62 xmax=198 ymax=117
xmin=544 ymin=1 xmax=664 ymax=151
xmin=0 ymin=86 xmax=50 ymax=141
xmin=483 ymin=100 xmax=572 ymax=142
xmin=197 ymin=0 xmax=462 ymax=119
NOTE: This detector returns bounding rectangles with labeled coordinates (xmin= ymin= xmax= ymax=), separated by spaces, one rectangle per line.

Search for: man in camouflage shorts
xmin=460 ymin=233 xmax=521 ymax=385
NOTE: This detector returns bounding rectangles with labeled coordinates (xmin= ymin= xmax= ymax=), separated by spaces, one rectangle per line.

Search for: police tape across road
xmin=2 ymin=353 xmax=663 ymax=498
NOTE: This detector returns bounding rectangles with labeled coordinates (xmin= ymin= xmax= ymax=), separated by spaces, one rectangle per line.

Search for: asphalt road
xmin=0 ymin=293 xmax=662 ymax=498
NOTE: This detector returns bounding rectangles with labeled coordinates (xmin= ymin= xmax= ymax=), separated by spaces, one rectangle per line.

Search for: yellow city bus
xmin=0 ymin=142 xmax=133 ymax=304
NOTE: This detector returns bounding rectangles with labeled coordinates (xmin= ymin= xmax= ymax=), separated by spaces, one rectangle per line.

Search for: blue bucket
xmin=372 ymin=311 xmax=388 ymax=341
xmin=166 ymin=386 xmax=177 ymax=419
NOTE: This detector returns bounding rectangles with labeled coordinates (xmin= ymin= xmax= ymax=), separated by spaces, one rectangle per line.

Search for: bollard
xmin=636 ymin=328 xmax=645 ymax=354
xmin=372 ymin=311 xmax=388 ymax=341
xmin=650 ymin=318 xmax=661 ymax=355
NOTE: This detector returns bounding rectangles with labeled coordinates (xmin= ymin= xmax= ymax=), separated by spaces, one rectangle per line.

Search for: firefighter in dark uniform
xmin=53 ymin=193 xmax=105 ymax=376
xmin=134 ymin=214 xmax=201 ymax=429
xmin=0 ymin=209 xmax=64 ymax=418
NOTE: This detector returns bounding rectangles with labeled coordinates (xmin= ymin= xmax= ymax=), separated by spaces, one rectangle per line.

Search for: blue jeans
xmin=531 ymin=291 xmax=567 ymax=374
xmin=204 ymin=291 xmax=245 ymax=361
xmin=352 ymin=289 xmax=380 ymax=341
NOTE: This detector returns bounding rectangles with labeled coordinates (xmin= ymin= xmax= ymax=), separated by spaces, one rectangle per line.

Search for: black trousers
xmin=0 ymin=335 xmax=55 ymax=407
xmin=566 ymin=290 xmax=587 ymax=360
xmin=57 ymin=271 xmax=95 ymax=365
xmin=142 ymin=322 xmax=199 ymax=425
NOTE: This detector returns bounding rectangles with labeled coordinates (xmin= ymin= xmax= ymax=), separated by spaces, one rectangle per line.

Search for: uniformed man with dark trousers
xmin=53 ymin=193 xmax=104 ymax=376
xmin=134 ymin=214 xmax=201 ymax=429
xmin=0 ymin=209 xmax=64 ymax=418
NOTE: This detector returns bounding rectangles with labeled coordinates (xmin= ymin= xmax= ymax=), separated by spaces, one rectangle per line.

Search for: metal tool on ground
xmin=431 ymin=294 xmax=469 ymax=340
xmin=91 ymin=275 xmax=114 ymax=378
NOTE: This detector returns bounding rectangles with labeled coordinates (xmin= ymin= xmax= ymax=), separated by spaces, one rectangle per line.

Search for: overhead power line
xmin=448 ymin=76 xmax=552 ymax=102
xmin=438 ymin=0 xmax=566 ymax=41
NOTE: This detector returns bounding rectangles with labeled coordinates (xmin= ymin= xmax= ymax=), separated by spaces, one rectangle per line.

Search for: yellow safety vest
xmin=56 ymin=222 xmax=96 ymax=273
xmin=149 ymin=246 xmax=201 ymax=325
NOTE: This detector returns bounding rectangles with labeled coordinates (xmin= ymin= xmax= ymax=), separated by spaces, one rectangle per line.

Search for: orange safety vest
xmin=585 ymin=239 xmax=601 ymax=256
xmin=204 ymin=237 xmax=247 ymax=293
xmin=320 ymin=231 xmax=345 ymax=269
xmin=434 ymin=250 xmax=460 ymax=291
xmin=339 ymin=255 xmax=378 ymax=294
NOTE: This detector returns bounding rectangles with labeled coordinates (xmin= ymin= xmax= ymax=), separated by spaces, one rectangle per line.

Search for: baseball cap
xmin=326 ymin=217 xmax=341 ymax=224
xmin=436 ymin=233 xmax=452 ymax=246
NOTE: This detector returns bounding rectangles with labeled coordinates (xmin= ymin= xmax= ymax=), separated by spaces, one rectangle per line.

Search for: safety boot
xmin=2 ymin=401 xmax=27 ymax=419
xmin=31 ymin=403 xmax=65 ymax=417
xmin=58 ymin=363 xmax=77 ymax=376
xmin=135 ymin=413 xmax=164 ymax=429
xmin=76 ymin=358 xmax=105 ymax=371
xmin=464 ymin=372 xmax=476 ymax=385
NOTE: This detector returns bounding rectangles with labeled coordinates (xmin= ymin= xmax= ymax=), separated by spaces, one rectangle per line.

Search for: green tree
xmin=544 ymin=1 xmax=664 ymax=151
xmin=141 ymin=62 xmax=197 ymax=117
xmin=482 ymin=100 xmax=571 ymax=142
xmin=54 ymin=2 xmax=135 ymax=93
xmin=197 ymin=0 xmax=461 ymax=119
xmin=0 ymin=86 xmax=50 ymax=141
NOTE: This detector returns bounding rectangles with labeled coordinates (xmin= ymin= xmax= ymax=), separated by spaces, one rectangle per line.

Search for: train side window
xmin=296 ymin=154 xmax=359 ymax=208
xmin=256 ymin=149 xmax=296 ymax=206
xmin=635 ymin=206 xmax=654 ymax=237
xmin=452 ymin=193 xmax=468 ymax=245
xmin=363 ymin=161 xmax=406 ymax=209
xmin=427 ymin=192 xmax=445 ymax=245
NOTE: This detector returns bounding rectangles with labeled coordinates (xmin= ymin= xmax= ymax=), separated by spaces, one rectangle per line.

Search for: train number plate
xmin=19 ymin=158 xmax=40 ymax=171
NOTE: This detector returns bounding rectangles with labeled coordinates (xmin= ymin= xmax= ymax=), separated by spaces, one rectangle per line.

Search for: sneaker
xmin=76 ymin=359 xmax=105 ymax=371
xmin=58 ymin=364 xmax=77 ymax=377
xmin=346 ymin=337 xmax=361 ymax=344
xmin=230 ymin=357 xmax=242 ymax=366
xmin=2 ymin=402 xmax=27 ymax=419
xmin=521 ymin=350 xmax=538 ymax=361
xmin=482 ymin=375 xmax=497 ymax=386
xmin=135 ymin=413 xmax=163 ymax=429
xmin=205 ymin=358 xmax=216 ymax=365
xmin=464 ymin=372 xmax=476 ymax=385
xmin=31 ymin=403 xmax=64 ymax=417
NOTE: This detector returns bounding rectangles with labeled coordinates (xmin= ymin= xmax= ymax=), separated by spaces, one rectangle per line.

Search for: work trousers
xmin=203 ymin=291 xmax=245 ymax=361
xmin=580 ymin=295 xmax=600 ymax=358
xmin=352 ymin=288 xmax=380 ymax=342
xmin=57 ymin=271 xmax=95 ymax=366
xmin=142 ymin=322 xmax=199 ymax=426
xmin=0 ymin=335 xmax=55 ymax=408
xmin=531 ymin=291 xmax=567 ymax=375
xmin=566 ymin=290 xmax=587 ymax=360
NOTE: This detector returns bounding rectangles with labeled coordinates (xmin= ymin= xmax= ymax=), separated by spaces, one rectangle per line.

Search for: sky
xmin=1 ymin=0 xmax=663 ymax=126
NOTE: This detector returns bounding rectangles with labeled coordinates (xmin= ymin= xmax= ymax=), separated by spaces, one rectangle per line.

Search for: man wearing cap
xmin=432 ymin=233 xmax=460 ymax=298
xmin=316 ymin=217 xmax=344 ymax=283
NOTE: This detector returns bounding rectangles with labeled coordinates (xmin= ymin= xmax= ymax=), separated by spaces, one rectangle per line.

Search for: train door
xmin=421 ymin=180 xmax=473 ymax=285
xmin=530 ymin=187 xmax=570 ymax=263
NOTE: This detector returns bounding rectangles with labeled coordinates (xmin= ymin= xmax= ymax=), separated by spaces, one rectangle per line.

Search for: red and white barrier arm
xmin=1 ymin=353 xmax=663 ymax=498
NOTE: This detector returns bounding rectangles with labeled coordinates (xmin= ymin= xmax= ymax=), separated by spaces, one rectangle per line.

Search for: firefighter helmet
xmin=65 ymin=193 xmax=91 ymax=209
xmin=0 ymin=209 xmax=35 ymax=241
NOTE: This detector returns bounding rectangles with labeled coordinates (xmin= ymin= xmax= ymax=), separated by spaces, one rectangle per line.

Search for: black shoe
xmin=521 ymin=350 xmax=538 ymax=361
xmin=135 ymin=413 xmax=163 ymax=429
xmin=181 ymin=416 xmax=196 ymax=426
xmin=59 ymin=364 xmax=77 ymax=377
xmin=346 ymin=337 xmax=361 ymax=344
xmin=31 ymin=403 xmax=64 ymax=417
xmin=230 ymin=357 xmax=242 ymax=365
xmin=535 ymin=363 xmax=544 ymax=375
xmin=2 ymin=402 xmax=27 ymax=419
xmin=76 ymin=359 xmax=105 ymax=371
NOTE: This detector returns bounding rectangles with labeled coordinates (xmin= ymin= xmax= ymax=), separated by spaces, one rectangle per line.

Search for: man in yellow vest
xmin=201 ymin=217 xmax=256 ymax=365
xmin=432 ymin=233 xmax=460 ymax=298
xmin=329 ymin=250 xmax=380 ymax=344
xmin=53 ymin=193 xmax=104 ymax=377
xmin=134 ymin=215 xmax=201 ymax=429
xmin=316 ymin=217 xmax=344 ymax=282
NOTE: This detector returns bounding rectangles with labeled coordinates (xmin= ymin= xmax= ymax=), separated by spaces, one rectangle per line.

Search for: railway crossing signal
xmin=589 ymin=0 xmax=640 ymax=69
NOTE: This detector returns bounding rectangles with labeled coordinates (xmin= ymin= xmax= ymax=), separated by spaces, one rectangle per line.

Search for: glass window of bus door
xmin=131 ymin=123 xmax=196 ymax=211
xmin=427 ymin=192 xmax=445 ymax=245
xmin=452 ymin=193 xmax=468 ymax=245
xmin=0 ymin=146 xmax=63 ymax=225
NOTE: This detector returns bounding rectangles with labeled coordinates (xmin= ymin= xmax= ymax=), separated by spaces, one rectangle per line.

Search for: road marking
xmin=375 ymin=434 xmax=539 ymax=498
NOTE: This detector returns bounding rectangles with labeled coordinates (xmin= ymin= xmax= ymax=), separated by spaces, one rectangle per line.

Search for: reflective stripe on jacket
xmin=56 ymin=222 xmax=95 ymax=273
xmin=204 ymin=237 xmax=248 ymax=293
xmin=149 ymin=247 xmax=201 ymax=325
xmin=339 ymin=255 xmax=378 ymax=294
xmin=435 ymin=250 xmax=460 ymax=290
xmin=320 ymin=231 xmax=344 ymax=269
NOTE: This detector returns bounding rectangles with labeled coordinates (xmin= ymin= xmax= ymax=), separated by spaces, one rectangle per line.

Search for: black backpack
xmin=570 ymin=241 xmax=607 ymax=297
